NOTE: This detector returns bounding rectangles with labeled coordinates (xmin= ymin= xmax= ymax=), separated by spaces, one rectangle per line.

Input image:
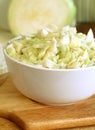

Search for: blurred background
xmin=74 ymin=0 xmax=95 ymax=36
xmin=0 ymin=0 xmax=95 ymax=37
xmin=74 ymin=0 xmax=95 ymax=24
xmin=0 ymin=0 xmax=95 ymax=38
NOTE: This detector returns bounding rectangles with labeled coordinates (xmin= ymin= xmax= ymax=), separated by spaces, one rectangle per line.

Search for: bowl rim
xmin=4 ymin=35 xmax=95 ymax=72
xmin=4 ymin=49 xmax=95 ymax=72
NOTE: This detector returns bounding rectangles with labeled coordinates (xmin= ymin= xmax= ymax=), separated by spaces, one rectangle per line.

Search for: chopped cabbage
xmin=6 ymin=25 xmax=95 ymax=69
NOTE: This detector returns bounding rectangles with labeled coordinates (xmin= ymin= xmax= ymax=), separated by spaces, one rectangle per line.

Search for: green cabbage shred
xmin=6 ymin=25 xmax=95 ymax=69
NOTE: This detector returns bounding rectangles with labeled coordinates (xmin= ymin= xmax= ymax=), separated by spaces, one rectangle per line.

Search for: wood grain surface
xmin=0 ymin=117 xmax=21 ymax=130
xmin=0 ymin=77 xmax=95 ymax=130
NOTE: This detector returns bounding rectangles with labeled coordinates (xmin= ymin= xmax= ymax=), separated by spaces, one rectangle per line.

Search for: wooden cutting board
xmin=0 ymin=117 xmax=21 ymax=130
xmin=0 ymin=76 xmax=95 ymax=130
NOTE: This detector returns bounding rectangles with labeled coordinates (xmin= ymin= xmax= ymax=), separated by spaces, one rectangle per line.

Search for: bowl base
xmin=45 ymin=102 xmax=76 ymax=106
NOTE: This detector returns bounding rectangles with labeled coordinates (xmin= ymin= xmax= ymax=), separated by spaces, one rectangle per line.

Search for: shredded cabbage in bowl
xmin=6 ymin=26 xmax=95 ymax=69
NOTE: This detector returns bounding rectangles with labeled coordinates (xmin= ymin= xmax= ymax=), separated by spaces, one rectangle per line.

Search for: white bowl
xmin=4 ymin=43 xmax=95 ymax=106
